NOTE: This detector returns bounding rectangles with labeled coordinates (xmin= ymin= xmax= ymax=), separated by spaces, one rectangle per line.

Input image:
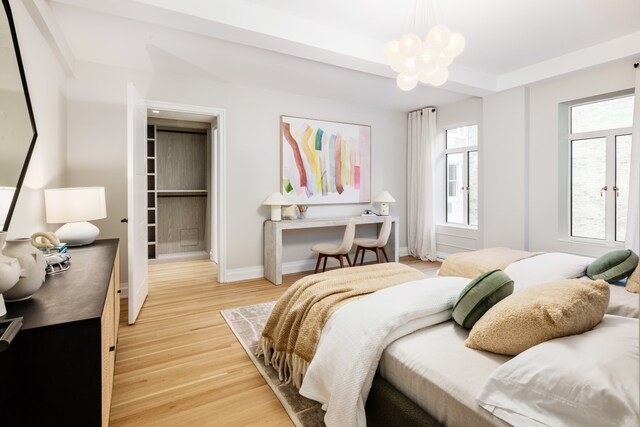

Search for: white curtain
xmin=407 ymin=108 xmax=437 ymax=261
xmin=625 ymin=66 xmax=640 ymax=253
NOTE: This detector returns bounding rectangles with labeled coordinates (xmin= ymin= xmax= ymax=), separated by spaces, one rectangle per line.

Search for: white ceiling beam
xmin=496 ymin=31 xmax=640 ymax=91
xmin=24 ymin=0 xmax=76 ymax=76
xmin=52 ymin=0 xmax=497 ymax=95
xmin=50 ymin=0 xmax=639 ymax=96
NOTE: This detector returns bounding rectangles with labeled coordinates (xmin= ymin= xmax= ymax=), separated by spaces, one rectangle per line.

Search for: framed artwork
xmin=280 ymin=115 xmax=371 ymax=205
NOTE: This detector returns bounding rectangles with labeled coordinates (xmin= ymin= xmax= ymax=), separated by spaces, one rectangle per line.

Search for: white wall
xmin=433 ymin=62 xmax=636 ymax=259
xmin=435 ymin=97 xmax=483 ymax=257
xmin=66 ymin=62 xmax=408 ymax=282
xmin=6 ymin=0 xmax=67 ymax=239
xmin=527 ymin=62 xmax=636 ymax=257
xmin=482 ymin=87 xmax=529 ymax=249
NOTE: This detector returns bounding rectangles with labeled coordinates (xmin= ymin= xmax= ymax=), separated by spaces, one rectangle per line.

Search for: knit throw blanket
xmin=438 ymin=247 xmax=542 ymax=279
xmin=256 ymin=263 xmax=425 ymax=389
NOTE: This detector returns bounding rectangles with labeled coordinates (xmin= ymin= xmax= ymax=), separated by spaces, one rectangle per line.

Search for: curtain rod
xmin=408 ymin=106 xmax=437 ymax=114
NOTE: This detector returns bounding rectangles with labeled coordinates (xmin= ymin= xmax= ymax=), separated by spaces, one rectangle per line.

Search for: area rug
xmin=221 ymin=302 xmax=325 ymax=427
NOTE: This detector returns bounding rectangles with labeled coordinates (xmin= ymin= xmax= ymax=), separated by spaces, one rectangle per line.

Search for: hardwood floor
xmin=109 ymin=257 xmax=440 ymax=426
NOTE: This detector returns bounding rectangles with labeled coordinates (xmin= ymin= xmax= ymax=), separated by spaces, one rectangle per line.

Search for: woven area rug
xmin=221 ymin=302 xmax=325 ymax=427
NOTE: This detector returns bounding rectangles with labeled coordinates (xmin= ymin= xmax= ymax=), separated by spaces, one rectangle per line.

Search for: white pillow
xmin=505 ymin=252 xmax=595 ymax=291
xmin=477 ymin=315 xmax=639 ymax=427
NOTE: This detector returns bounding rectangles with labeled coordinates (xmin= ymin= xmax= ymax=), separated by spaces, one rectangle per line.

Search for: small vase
xmin=3 ymin=237 xmax=46 ymax=302
xmin=0 ymin=232 xmax=21 ymax=316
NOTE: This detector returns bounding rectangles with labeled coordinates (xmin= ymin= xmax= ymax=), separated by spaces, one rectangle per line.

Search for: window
xmin=569 ymin=95 xmax=633 ymax=243
xmin=445 ymin=125 xmax=478 ymax=226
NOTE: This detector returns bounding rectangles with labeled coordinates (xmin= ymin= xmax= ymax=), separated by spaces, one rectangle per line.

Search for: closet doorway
xmin=144 ymin=102 xmax=226 ymax=282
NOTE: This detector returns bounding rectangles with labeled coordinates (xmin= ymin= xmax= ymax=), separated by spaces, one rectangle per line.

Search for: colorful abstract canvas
xmin=281 ymin=116 xmax=371 ymax=204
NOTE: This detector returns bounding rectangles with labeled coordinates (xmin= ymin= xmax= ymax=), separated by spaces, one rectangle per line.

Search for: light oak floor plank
xmin=110 ymin=257 xmax=440 ymax=426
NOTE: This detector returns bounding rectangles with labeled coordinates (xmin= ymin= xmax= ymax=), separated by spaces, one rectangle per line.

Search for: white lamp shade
xmin=263 ymin=192 xmax=285 ymax=206
xmin=44 ymin=187 xmax=107 ymax=224
xmin=374 ymin=191 xmax=396 ymax=203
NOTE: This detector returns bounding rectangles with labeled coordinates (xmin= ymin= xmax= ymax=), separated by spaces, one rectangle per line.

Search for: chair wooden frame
xmin=355 ymin=245 xmax=389 ymax=265
xmin=314 ymin=253 xmax=353 ymax=273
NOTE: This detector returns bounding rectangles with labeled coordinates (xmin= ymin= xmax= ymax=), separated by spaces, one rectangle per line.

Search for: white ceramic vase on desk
xmin=3 ymin=237 xmax=46 ymax=301
xmin=0 ymin=232 xmax=21 ymax=316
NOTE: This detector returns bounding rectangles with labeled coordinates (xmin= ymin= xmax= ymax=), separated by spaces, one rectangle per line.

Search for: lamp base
xmin=55 ymin=221 xmax=100 ymax=246
xmin=380 ymin=203 xmax=390 ymax=216
xmin=270 ymin=205 xmax=282 ymax=222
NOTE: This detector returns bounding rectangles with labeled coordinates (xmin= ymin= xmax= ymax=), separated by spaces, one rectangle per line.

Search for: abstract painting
xmin=280 ymin=116 xmax=371 ymax=204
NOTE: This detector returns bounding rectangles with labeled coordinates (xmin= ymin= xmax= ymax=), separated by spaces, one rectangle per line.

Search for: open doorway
xmin=144 ymin=101 xmax=226 ymax=282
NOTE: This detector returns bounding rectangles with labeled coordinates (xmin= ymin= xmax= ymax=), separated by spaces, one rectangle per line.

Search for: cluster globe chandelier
xmin=384 ymin=1 xmax=465 ymax=91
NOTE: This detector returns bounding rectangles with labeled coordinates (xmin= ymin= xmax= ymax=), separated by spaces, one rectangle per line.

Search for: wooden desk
xmin=264 ymin=216 xmax=399 ymax=285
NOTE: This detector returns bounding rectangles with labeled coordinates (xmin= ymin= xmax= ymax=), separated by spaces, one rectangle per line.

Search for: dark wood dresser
xmin=0 ymin=239 xmax=121 ymax=426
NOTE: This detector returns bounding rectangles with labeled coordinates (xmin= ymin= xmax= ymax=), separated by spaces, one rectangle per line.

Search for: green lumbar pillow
xmin=587 ymin=249 xmax=639 ymax=284
xmin=452 ymin=269 xmax=514 ymax=329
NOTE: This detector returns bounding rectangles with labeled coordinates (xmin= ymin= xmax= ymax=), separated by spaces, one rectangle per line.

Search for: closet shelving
xmin=146 ymin=122 xmax=209 ymax=262
xmin=147 ymin=124 xmax=157 ymax=260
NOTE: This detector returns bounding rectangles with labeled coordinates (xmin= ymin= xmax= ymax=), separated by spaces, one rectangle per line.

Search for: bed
xmin=378 ymin=314 xmax=638 ymax=427
xmin=258 ymin=248 xmax=640 ymax=426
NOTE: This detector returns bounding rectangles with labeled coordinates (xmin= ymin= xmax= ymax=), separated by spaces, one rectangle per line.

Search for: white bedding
xmin=294 ymin=252 xmax=638 ymax=426
xmin=505 ymin=252 xmax=594 ymax=290
xmin=502 ymin=252 xmax=639 ymax=317
xmin=380 ymin=321 xmax=510 ymax=427
xmin=299 ymin=276 xmax=469 ymax=427
xmin=477 ymin=315 xmax=639 ymax=427
xmin=608 ymin=283 xmax=640 ymax=318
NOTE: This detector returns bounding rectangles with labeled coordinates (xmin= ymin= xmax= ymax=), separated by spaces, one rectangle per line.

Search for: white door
xmin=126 ymin=83 xmax=149 ymax=324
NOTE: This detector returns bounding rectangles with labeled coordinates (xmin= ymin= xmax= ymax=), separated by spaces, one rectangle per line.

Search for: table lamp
xmin=374 ymin=191 xmax=396 ymax=216
xmin=263 ymin=192 xmax=285 ymax=221
xmin=44 ymin=187 xmax=107 ymax=246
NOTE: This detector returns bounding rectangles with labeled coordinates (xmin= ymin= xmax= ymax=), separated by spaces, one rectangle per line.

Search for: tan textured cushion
xmin=626 ymin=264 xmax=639 ymax=293
xmin=466 ymin=278 xmax=610 ymax=355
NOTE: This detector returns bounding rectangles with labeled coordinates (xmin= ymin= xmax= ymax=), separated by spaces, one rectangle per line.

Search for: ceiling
xmin=41 ymin=0 xmax=640 ymax=110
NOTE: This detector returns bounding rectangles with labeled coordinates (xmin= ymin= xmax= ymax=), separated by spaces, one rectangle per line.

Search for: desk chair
xmin=312 ymin=219 xmax=356 ymax=273
xmin=354 ymin=216 xmax=392 ymax=265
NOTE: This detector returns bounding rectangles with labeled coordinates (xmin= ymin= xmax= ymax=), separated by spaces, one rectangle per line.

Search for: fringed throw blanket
xmin=256 ymin=263 xmax=425 ymax=389
xmin=438 ymin=247 xmax=542 ymax=279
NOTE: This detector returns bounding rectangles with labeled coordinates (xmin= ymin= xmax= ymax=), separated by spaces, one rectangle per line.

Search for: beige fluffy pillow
xmin=626 ymin=264 xmax=639 ymax=293
xmin=466 ymin=278 xmax=610 ymax=355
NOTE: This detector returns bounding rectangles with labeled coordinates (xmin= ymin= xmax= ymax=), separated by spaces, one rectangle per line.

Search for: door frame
xmin=143 ymin=100 xmax=227 ymax=283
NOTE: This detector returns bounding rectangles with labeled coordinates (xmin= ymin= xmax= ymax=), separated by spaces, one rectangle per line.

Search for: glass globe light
xmin=396 ymin=73 xmax=418 ymax=91
xmin=415 ymin=48 xmax=438 ymax=73
xmin=426 ymin=25 xmax=452 ymax=50
xmin=437 ymin=51 xmax=454 ymax=67
xmin=398 ymin=33 xmax=422 ymax=57
xmin=389 ymin=55 xmax=405 ymax=73
xmin=384 ymin=39 xmax=400 ymax=63
xmin=418 ymin=69 xmax=435 ymax=85
xmin=398 ymin=55 xmax=418 ymax=76
xmin=430 ymin=67 xmax=449 ymax=86
xmin=444 ymin=33 xmax=466 ymax=57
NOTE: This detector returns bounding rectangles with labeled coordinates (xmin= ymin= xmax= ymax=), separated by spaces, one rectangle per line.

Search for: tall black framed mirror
xmin=0 ymin=0 xmax=38 ymax=232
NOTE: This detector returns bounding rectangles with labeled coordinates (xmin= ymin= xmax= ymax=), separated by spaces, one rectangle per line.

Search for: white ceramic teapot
xmin=3 ymin=237 xmax=46 ymax=301
xmin=0 ymin=232 xmax=20 ymax=316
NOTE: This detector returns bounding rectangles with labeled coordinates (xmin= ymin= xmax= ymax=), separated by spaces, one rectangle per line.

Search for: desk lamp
xmin=44 ymin=187 xmax=107 ymax=246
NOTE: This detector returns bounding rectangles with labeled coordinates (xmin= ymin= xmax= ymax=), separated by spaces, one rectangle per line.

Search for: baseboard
xmin=120 ymin=281 xmax=128 ymax=299
xmin=224 ymin=265 xmax=265 ymax=282
xmin=225 ymin=246 xmax=411 ymax=283
xmin=282 ymin=259 xmax=317 ymax=275
xmin=150 ymin=251 xmax=209 ymax=264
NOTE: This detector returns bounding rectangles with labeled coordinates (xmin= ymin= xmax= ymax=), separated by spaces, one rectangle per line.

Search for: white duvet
xmin=299 ymin=276 xmax=469 ymax=427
